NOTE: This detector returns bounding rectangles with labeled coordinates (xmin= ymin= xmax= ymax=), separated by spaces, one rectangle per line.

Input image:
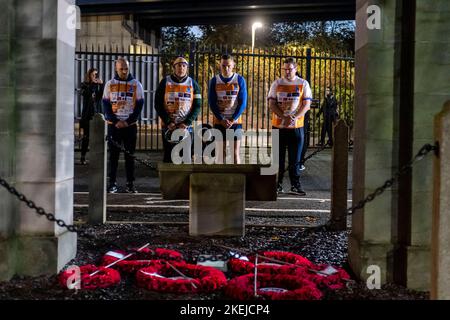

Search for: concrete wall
xmin=76 ymin=15 xmax=160 ymax=53
xmin=0 ymin=0 xmax=77 ymax=281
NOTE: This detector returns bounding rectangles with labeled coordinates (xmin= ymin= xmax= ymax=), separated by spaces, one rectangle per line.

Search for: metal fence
xmin=74 ymin=43 xmax=354 ymax=151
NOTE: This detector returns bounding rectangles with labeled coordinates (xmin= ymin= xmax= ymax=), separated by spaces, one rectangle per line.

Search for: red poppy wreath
xmin=228 ymin=251 xmax=313 ymax=275
xmin=136 ymin=260 xmax=227 ymax=294
xmin=59 ymin=264 xmax=121 ymax=290
xmin=225 ymin=273 xmax=322 ymax=300
xmin=101 ymin=247 xmax=184 ymax=273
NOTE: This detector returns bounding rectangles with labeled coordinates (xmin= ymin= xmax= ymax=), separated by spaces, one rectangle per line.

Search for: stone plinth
xmin=190 ymin=173 xmax=245 ymax=236
xmin=158 ymin=164 xmax=276 ymax=237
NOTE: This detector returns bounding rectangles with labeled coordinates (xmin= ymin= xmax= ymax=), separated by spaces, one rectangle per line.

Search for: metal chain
xmin=281 ymin=140 xmax=354 ymax=176
xmin=303 ymin=143 xmax=328 ymax=163
xmin=347 ymin=143 xmax=438 ymax=216
xmin=106 ymin=135 xmax=158 ymax=171
xmin=0 ymin=177 xmax=85 ymax=236
xmin=348 ymin=139 xmax=354 ymax=147
xmin=280 ymin=144 xmax=328 ymax=176
xmin=0 ymin=176 xmax=125 ymax=251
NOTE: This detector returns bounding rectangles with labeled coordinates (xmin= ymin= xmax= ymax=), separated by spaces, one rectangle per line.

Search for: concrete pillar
xmin=0 ymin=0 xmax=77 ymax=280
xmin=431 ymin=102 xmax=450 ymax=299
xmin=352 ymin=0 xmax=450 ymax=290
xmin=350 ymin=0 xmax=399 ymax=284
xmin=0 ymin=0 xmax=17 ymax=281
xmin=88 ymin=114 xmax=107 ymax=224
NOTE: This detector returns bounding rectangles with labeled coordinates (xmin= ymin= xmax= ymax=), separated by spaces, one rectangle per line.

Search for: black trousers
xmin=108 ymin=124 xmax=137 ymax=183
xmin=80 ymin=119 xmax=90 ymax=157
xmin=300 ymin=111 xmax=310 ymax=164
xmin=277 ymin=127 xmax=304 ymax=187
xmin=320 ymin=115 xmax=336 ymax=145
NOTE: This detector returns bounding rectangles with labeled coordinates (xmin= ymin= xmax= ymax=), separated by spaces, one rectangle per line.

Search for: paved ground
xmin=74 ymin=147 xmax=353 ymax=227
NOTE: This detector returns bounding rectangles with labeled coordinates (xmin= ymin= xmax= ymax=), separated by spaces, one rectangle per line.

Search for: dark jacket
xmin=154 ymin=74 xmax=202 ymax=126
xmin=80 ymin=81 xmax=104 ymax=123
xmin=318 ymin=94 xmax=338 ymax=119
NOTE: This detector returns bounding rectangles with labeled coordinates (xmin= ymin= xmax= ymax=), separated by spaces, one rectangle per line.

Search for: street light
xmin=251 ymin=22 xmax=263 ymax=54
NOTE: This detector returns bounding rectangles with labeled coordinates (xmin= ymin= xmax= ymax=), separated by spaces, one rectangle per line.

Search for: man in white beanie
xmin=154 ymin=56 xmax=202 ymax=162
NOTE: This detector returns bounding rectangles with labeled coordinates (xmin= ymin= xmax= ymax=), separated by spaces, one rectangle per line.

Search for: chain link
xmin=303 ymin=143 xmax=328 ymax=163
xmin=0 ymin=177 xmax=124 ymax=252
xmin=280 ymin=144 xmax=329 ymax=176
xmin=0 ymin=177 xmax=86 ymax=236
xmin=106 ymin=136 xmax=158 ymax=171
xmin=347 ymin=143 xmax=438 ymax=216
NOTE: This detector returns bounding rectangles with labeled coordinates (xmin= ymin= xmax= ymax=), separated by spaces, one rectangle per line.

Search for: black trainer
xmin=277 ymin=183 xmax=284 ymax=193
xmin=108 ymin=183 xmax=118 ymax=194
xmin=290 ymin=185 xmax=306 ymax=196
xmin=80 ymin=156 xmax=87 ymax=165
xmin=126 ymin=182 xmax=138 ymax=194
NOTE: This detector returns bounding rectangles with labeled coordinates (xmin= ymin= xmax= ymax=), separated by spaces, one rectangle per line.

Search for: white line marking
xmin=75 ymin=193 xmax=352 ymax=203
xmin=74 ymin=192 xmax=162 ymax=196
xmin=74 ymin=204 xmax=329 ymax=213
xmin=278 ymin=197 xmax=352 ymax=202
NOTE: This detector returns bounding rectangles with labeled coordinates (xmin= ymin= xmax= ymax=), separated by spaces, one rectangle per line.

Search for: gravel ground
xmin=0 ymin=223 xmax=428 ymax=301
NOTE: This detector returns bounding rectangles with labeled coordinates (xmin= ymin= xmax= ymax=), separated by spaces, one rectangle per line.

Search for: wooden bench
xmin=158 ymin=164 xmax=277 ymax=236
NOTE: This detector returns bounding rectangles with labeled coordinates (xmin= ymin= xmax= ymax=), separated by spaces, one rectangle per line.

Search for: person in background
xmin=317 ymin=86 xmax=338 ymax=147
xmin=79 ymin=68 xmax=103 ymax=165
xmin=103 ymin=57 xmax=144 ymax=193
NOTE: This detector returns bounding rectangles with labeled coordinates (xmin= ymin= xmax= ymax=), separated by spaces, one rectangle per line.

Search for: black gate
xmin=74 ymin=43 xmax=354 ymax=151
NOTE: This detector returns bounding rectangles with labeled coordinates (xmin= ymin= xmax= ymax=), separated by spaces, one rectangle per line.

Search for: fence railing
xmin=74 ymin=43 xmax=354 ymax=150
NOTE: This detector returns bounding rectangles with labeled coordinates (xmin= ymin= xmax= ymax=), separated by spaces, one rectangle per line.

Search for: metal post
xmin=305 ymin=48 xmax=312 ymax=84
xmin=189 ymin=41 xmax=196 ymax=72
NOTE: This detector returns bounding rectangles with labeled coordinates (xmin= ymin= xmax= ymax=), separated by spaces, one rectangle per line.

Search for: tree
xmin=160 ymin=26 xmax=195 ymax=54
xmin=197 ymin=25 xmax=248 ymax=47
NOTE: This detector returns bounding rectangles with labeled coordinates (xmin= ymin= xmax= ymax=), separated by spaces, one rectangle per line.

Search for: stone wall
xmin=351 ymin=0 xmax=450 ymax=291
xmin=350 ymin=0 xmax=399 ymax=285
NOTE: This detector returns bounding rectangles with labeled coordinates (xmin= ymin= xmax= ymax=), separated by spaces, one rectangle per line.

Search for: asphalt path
xmin=74 ymin=148 xmax=353 ymax=227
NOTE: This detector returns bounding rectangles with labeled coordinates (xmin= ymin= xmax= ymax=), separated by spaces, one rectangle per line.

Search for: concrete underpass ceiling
xmin=76 ymin=0 xmax=355 ymax=26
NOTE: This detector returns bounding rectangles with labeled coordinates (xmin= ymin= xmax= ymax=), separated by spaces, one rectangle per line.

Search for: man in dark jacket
xmin=317 ymin=86 xmax=338 ymax=147
xmin=154 ymin=56 xmax=202 ymax=163
xmin=103 ymin=57 xmax=144 ymax=193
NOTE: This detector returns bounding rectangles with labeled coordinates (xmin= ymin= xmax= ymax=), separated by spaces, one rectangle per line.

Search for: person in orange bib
xmin=103 ymin=57 xmax=144 ymax=194
xmin=268 ymin=57 xmax=312 ymax=195
xmin=208 ymin=54 xmax=247 ymax=164
xmin=154 ymin=57 xmax=202 ymax=163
